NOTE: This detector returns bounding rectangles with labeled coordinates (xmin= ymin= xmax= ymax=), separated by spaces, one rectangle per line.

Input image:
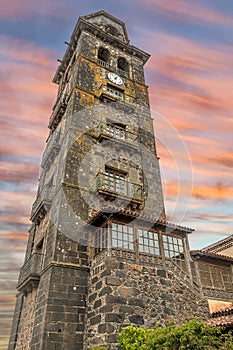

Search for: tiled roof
xmin=88 ymin=210 xmax=194 ymax=233
xmin=190 ymin=250 xmax=233 ymax=262
xmin=202 ymin=235 xmax=233 ymax=254
xmin=207 ymin=307 xmax=233 ymax=328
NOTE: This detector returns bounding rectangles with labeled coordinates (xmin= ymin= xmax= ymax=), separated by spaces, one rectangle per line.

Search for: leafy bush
xmin=118 ymin=320 xmax=233 ymax=350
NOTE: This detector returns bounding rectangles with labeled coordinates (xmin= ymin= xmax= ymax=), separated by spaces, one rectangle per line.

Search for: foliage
xmin=118 ymin=320 xmax=233 ymax=350
xmin=118 ymin=325 xmax=153 ymax=350
xmin=91 ymin=345 xmax=107 ymax=350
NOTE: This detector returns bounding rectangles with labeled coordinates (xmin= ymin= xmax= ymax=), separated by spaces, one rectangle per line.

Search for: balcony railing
xmin=97 ymin=58 xmax=110 ymax=68
xmin=31 ymin=185 xmax=55 ymax=215
xmin=17 ymin=253 xmax=42 ymax=291
xmin=117 ymin=68 xmax=129 ymax=78
xmin=96 ymin=173 xmax=144 ymax=201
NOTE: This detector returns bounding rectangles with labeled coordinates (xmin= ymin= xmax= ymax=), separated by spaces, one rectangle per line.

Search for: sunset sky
xmin=1 ymin=0 xmax=233 ymax=347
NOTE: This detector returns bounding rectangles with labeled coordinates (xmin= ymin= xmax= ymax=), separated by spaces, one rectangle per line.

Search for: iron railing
xmin=97 ymin=58 xmax=110 ymax=68
xmin=117 ymin=68 xmax=129 ymax=78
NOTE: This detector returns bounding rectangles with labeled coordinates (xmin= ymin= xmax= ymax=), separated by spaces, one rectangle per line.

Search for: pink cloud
xmin=0 ymin=35 xmax=57 ymax=66
xmin=0 ymin=36 xmax=58 ymax=124
xmin=0 ymin=162 xmax=39 ymax=182
xmin=145 ymin=31 xmax=233 ymax=195
xmin=135 ymin=0 xmax=233 ymax=26
xmin=147 ymin=33 xmax=233 ymax=115
xmin=164 ymin=180 xmax=233 ymax=202
xmin=0 ymin=231 xmax=28 ymax=241
xmin=0 ymin=1 xmax=72 ymax=19
xmin=0 ymin=36 xmax=59 ymax=163
xmin=0 ymin=190 xmax=35 ymax=214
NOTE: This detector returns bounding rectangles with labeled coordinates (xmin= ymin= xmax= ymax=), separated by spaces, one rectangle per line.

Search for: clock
xmin=107 ymin=72 xmax=123 ymax=86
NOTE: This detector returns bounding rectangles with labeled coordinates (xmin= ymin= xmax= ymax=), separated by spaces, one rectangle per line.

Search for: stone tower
xmin=9 ymin=11 xmax=209 ymax=350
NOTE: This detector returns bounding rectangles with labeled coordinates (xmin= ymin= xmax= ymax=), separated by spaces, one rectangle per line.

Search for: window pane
xmin=138 ymin=229 xmax=160 ymax=256
xmin=110 ymin=222 xmax=134 ymax=251
xmin=163 ymin=235 xmax=185 ymax=261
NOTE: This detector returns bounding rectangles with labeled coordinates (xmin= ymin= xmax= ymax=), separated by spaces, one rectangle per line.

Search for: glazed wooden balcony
xmin=17 ymin=253 xmax=43 ymax=292
xmin=48 ymin=94 xmax=68 ymax=130
xmin=96 ymin=173 xmax=144 ymax=202
xmin=41 ymin=131 xmax=61 ymax=168
xmin=31 ymin=185 xmax=54 ymax=220
xmin=97 ymin=122 xmax=138 ymax=145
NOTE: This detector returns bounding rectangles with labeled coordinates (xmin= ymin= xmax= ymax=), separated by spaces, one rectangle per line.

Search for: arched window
xmin=117 ymin=57 xmax=129 ymax=77
xmin=98 ymin=47 xmax=110 ymax=68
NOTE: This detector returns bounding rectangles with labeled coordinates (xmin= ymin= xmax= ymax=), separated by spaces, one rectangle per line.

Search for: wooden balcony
xmin=48 ymin=95 xmax=67 ymax=130
xmin=31 ymin=185 xmax=54 ymax=221
xmin=17 ymin=253 xmax=43 ymax=293
xmin=41 ymin=131 xmax=61 ymax=168
xmin=96 ymin=173 xmax=144 ymax=202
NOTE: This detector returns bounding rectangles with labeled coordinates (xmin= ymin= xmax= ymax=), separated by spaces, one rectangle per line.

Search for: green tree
xmin=118 ymin=320 xmax=233 ymax=350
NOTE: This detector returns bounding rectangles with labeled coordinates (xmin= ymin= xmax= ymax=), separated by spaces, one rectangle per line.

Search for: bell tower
xmin=9 ymin=11 xmax=209 ymax=350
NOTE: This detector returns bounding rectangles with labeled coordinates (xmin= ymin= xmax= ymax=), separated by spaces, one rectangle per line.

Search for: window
xmin=199 ymin=262 xmax=232 ymax=290
xmin=199 ymin=263 xmax=212 ymax=287
xmin=95 ymin=222 xmax=134 ymax=254
xmin=105 ymin=123 xmax=126 ymax=140
xmin=35 ymin=238 xmax=45 ymax=271
xmin=96 ymin=167 xmax=144 ymax=201
xmin=104 ymin=168 xmax=127 ymax=195
xmin=163 ymin=235 xmax=184 ymax=258
xmin=118 ymin=57 xmax=129 ymax=78
xmin=95 ymin=225 xmax=108 ymax=254
xmin=111 ymin=223 xmax=134 ymax=250
xmin=138 ymin=229 xmax=160 ymax=255
xmin=210 ymin=265 xmax=223 ymax=289
xmin=98 ymin=47 xmax=110 ymax=68
xmin=222 ymin=267 xmax=233 ymax=291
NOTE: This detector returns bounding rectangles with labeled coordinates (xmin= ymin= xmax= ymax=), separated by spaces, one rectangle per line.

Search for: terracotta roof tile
xmin=202 ymin=235 xmax=233 ymax=253
xmin=190 ymin=250 xmax=233 ymax=262
xmin=208 ymin=307 xmax=233 ymax=328
xmin=207 ymin=314 xmax=233 ymax=328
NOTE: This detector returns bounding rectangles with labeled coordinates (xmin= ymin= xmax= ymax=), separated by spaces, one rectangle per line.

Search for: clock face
xmin=108 ymin=72 xmax=123 ymax=86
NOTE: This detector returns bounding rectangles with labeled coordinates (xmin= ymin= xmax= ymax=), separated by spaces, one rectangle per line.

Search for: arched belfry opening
xmin=98 ymin=47 xmax=110 ymax=66
xmin=118 ymin=57 xmax=129 ymax=77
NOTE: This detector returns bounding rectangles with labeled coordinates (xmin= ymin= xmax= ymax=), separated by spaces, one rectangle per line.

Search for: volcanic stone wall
xmin=84 ymin=255 xmax=209 ymax=349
